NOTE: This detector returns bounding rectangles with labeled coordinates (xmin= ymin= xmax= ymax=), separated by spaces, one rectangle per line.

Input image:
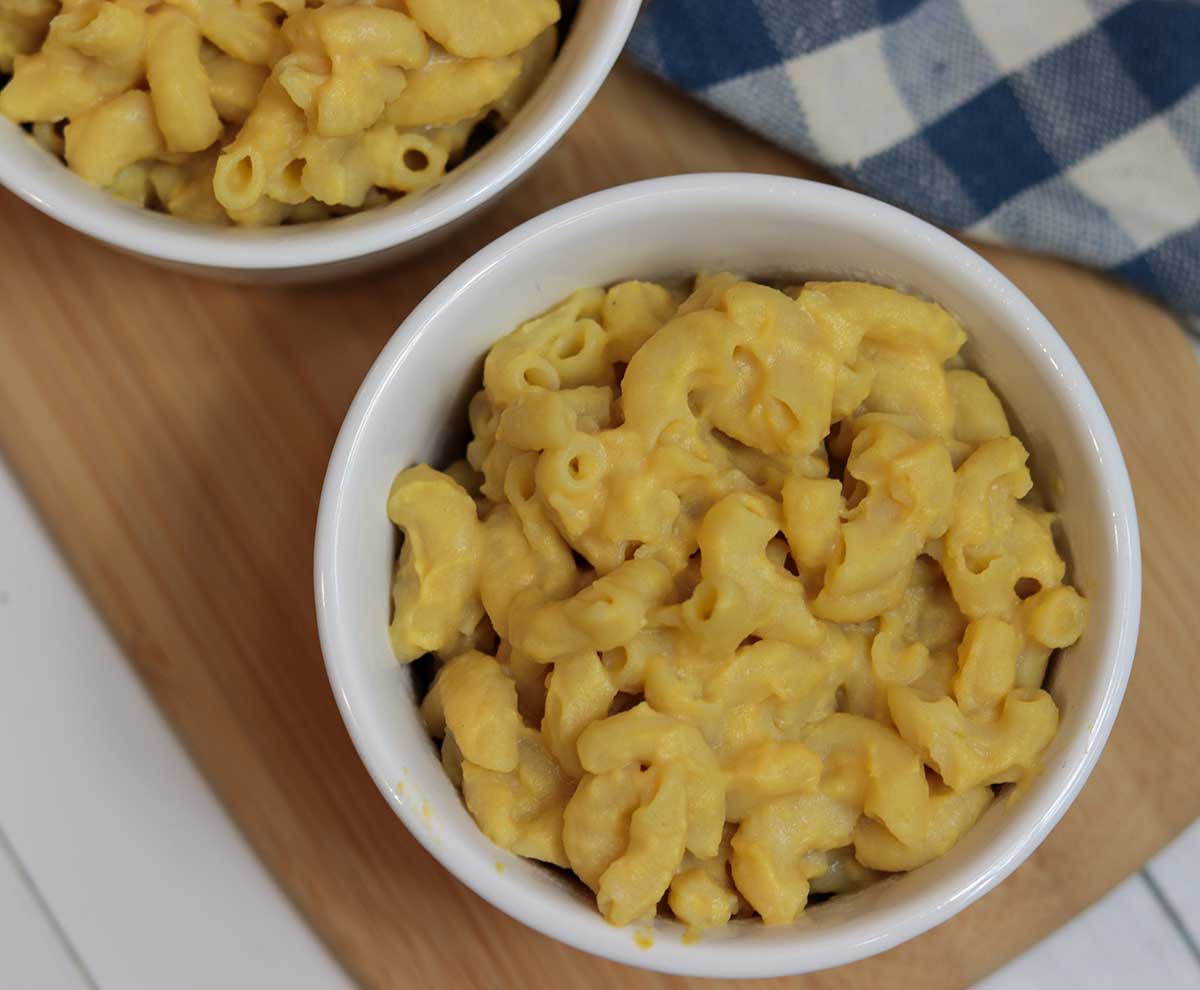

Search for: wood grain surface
xmin=2 ymin=62 xmax=1199 ymax=990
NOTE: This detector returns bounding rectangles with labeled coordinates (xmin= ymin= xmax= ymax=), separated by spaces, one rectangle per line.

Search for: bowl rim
xmin=0 ymin=0 xmax=640 ymax=270
xmin=314 ymin=173 xmax=1141 ymax=978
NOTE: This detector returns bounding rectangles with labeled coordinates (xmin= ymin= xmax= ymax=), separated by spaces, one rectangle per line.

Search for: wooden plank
xmin=0 ymin=61 xmax=1197 ymax=989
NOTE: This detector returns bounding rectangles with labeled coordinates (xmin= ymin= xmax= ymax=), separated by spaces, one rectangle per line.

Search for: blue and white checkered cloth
xmin=628 ymin=0 xmax=1200 ymax=322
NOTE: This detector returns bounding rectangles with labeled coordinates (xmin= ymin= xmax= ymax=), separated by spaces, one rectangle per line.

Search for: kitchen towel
xmin=628 ymin=0 xmax=1200 ymax=320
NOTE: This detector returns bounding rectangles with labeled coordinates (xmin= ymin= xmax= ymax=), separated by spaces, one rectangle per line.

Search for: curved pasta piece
xmin=698 ymin=492 xmax=823 ymax=647
xmin=404 ymin=0 xmax=559 ymax=59
xmin=638 ymin=651 xmax=722 ymax=743
xmin=273 ymin=28 xmax=323 ymax=99
xmin=478 ymin=423 xmax=517 ymax=505
xmin=947 ymin=369 xmax=1010 ymax=456
xmin=601 ymin=279 xmax=679 ymax=364
xmin=541 ymin=651 xmax=616 ymax=776
xmin=386 ymin=465 xmax=484 ymax=662
xmin=282 ymin=54 xmax=404 ymax=139
xmin=146 ymin=9 xmax=222 ymax=152
xmin=859 ymin=556 xmax=965 ymax=698
xmin=613 ymin=304 xmax=730 ymax=455
xmin=813 ymin=421 xmax=954 ymax=623
xmin=563 ymin=762 xmax=696 ymax=927
xmin=562 ymin=764 xmax=643 ymax=890
xmin=477 ymin=434 xmax=520 ymax=508
xmin=803 ymin=713 xmax=930 ymax=849
xmin=63 ymin=88 xmax=163 ymax=185
xmin=1022 ymin=588 xmax=1089 ymax=648
xmin=730 ymin=792 xmax=858 ymax=925
xmin=482 ymin=288 xmax=608 ymax=406
xmin=576 ymin=702 xmax=724 ymax=859
xmin=1009 ymin=505 xmax=1066 ymax=592
xmin=800 ymin=281 xmax=966 ymax=438
xmin=359 ymin=124 xmax=448 ymax=193
xmin=1014 ymin=585 xmax=1087 ymax=689
xmin=667 ymin=861 xmax=739 ymax=933
xmin=595 ymin=765 xmax=688 ymax=925
xmin=309 ymin=4 xmax=427 ymax=64
xmin=940 ymin=436 xmax=1061 ymax=619
xmin=462 ymin=725 xmax=572 ymax=867
xmin=953 ymin=616 xmax=1019 ymax=719
xmin=489 ymin=395 xmax=616 ymax=556
xmin=478 ymin=461 xmax=577 ymax=639
xmin=888 ymin=684 xmax=1059 ymax=790
xmin=853 ymin=779 xmax=993 ymax=872
xmin=535 ymin=430 xmax=609 ymax=542
xmin=710 ymin=283 xmax=846 ymax=456
xmin=420 ymin=650 xmax=522 ymax=773
xmin=476 ymin=512 xmax=538 ymax=634
xmin=214 ymin=75 xmax=307 ymax=213
xmin=385 ymin=49 xmax=521 ymax=127
xmin=277 ymin=5 xmax=426 ymax=136
xmin=622 ymin=282 xmax=843 ymax=461
xmin=225 ymin=191 xmax=290 ymax=225
xmin=510 ymin=557 xmax=673 ymax=662
xmin=673 ymin=827 xmax=746 ymax=922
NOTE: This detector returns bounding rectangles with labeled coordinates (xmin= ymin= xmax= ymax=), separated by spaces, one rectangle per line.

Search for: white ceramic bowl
xmin=314 ymin=174 xmax=1140 ymax=978
xmin=0 ymin=0 xmax=639 ymax=282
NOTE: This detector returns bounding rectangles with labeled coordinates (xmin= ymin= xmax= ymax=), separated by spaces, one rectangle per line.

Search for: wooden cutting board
xmin=2 ymin=61 xmax=1198 ymax=990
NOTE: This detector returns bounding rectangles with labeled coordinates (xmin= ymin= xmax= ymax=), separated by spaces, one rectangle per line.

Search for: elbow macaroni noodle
xmin=0 ymin=0 xmax=559 ymax=223
xmin=390 ymin=276 xmax=1087 ymax=933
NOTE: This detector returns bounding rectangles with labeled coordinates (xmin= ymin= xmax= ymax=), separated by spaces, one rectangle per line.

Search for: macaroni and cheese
xmin=389 ymin=276 xmax=1087 ymax=932
xmin=0 ymin=0 xmax=560 ymax=224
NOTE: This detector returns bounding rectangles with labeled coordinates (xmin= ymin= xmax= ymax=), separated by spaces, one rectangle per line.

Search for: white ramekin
xmin=314 ymin=174 xmax=1140 ymax=978
xmin=0 ymin=0 xmax=639 ymax=282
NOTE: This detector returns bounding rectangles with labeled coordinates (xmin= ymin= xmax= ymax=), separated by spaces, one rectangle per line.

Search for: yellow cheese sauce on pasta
xmin=0 ymin=0 xmax=560 ymax=224
xmin=387 ymin=275 xmax=1087 ymax=934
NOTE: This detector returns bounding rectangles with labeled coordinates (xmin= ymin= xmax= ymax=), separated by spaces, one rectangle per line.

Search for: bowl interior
xmin=317 ymin=176 xmax=1138 ymax=977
